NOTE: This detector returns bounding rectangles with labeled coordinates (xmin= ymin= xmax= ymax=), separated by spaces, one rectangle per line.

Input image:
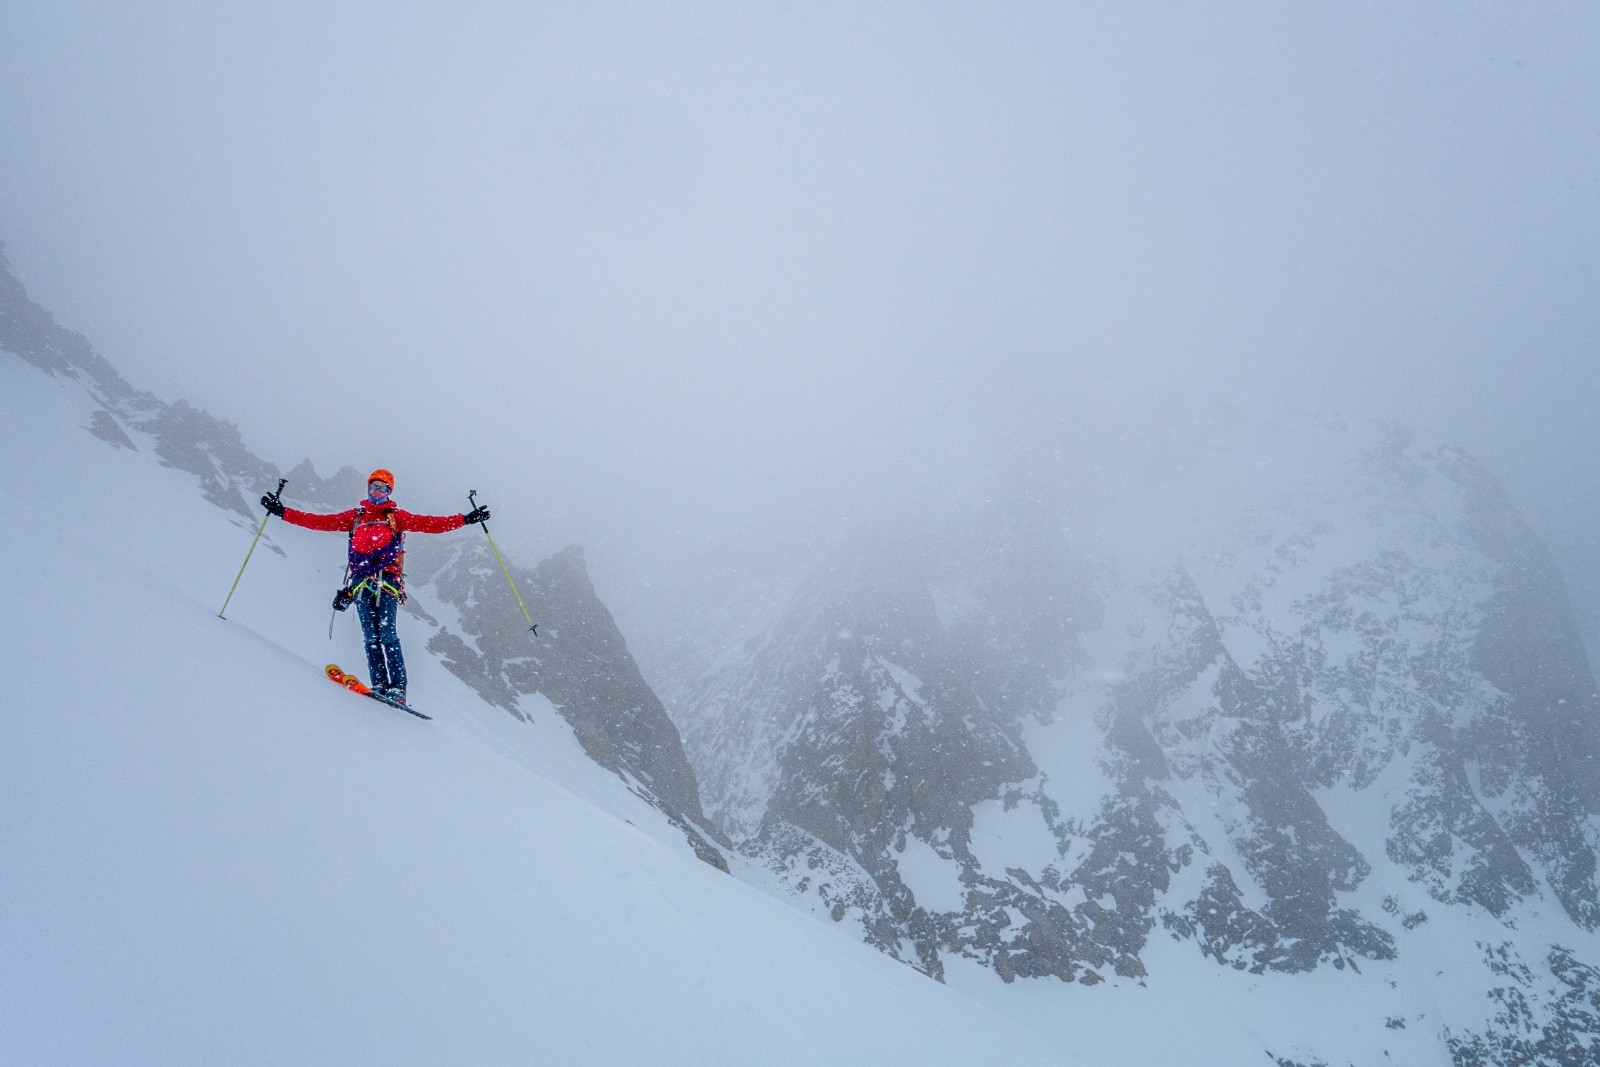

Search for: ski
xmin=324 ymin=664 xmax=432 ymax=720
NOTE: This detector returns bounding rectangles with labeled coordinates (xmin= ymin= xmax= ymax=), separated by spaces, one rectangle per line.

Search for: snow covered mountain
xmin=7 ymin=238 xmax=1599 ymax=1065
xmin=0 ymin=246 xmax=1075 ymax=1064
xmin=654 ymin=422 xmax=1600 ymax=1063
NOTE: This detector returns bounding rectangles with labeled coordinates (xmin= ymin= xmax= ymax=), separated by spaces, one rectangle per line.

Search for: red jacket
xmin=281 ymin=499 xmax=465 ymax=583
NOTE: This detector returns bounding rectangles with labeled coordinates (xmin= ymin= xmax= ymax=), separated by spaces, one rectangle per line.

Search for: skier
xmin=261 ymin=469 xmax=488 ymax=705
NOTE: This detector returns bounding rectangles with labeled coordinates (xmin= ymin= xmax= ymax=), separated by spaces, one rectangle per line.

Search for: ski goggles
xmin=368 ymin=481 xmax=391 ymax=494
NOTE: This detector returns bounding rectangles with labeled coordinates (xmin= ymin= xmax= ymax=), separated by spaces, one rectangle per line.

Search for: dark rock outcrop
xmin=414 ymin=540 xmax=728 ymax=871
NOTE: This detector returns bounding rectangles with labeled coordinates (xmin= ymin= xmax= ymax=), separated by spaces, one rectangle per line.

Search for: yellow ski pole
xmin=220 ymin=477 xmax=285 ymax=619
xmin=470 ymin=489 xmax=538 ymax=634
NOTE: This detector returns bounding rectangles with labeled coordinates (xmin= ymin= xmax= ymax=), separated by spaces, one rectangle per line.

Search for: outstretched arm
xmin=396 ymin=509 xmax=468 ymax=535
xmin=278 ymin=505 xmax=359 ymax=532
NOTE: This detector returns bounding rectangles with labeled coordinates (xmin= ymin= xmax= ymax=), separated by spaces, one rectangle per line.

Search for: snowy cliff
xmin=657 ymin=420 xmax=1600 ymax=1064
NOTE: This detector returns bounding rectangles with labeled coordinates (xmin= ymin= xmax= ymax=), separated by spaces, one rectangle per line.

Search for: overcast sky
xmin=3 ymin=2 xmax=1597 ymax=640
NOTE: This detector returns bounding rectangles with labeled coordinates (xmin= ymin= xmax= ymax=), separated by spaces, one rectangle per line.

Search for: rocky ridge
xmin=661 ymin=422 xmax=1600 ymax=1063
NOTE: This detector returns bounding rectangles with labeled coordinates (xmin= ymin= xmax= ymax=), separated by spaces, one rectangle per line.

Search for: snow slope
xmin=0 ymin=357 xmax=1075 ymax=1064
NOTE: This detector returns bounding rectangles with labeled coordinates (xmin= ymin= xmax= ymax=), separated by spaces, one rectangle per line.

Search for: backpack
xmin=345 ymin=502 xmax=405 ymax=600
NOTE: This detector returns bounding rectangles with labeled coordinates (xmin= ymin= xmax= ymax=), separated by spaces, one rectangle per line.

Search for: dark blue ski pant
xmin=355 ymin=589 xmax=406 ymax=693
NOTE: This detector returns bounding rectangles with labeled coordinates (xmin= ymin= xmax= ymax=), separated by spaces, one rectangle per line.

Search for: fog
xmin=4 ymin=3 xmax=1597 ymax=642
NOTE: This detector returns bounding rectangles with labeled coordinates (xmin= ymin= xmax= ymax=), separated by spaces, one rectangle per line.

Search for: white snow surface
xmin=0 ymin=361 xmax=1075 ymax=1066
xmin=894 ymin=835 xmax=967 ymax=914
xmin=968 ymin=788 xmax=1064 ymax=877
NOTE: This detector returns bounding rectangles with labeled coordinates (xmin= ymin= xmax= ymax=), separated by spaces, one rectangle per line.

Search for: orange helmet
xmin=368 ymin=468 xmax=395 ymax=490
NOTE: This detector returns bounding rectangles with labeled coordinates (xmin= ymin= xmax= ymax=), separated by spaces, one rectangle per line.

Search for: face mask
xmin=368 ymin=482 xmax=391 ymax=502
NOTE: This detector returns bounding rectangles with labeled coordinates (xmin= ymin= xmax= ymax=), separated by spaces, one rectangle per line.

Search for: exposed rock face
xmin=1448 ymin=943 xmax=1600 ymax=1067
xmin=662 ymin=421 xmax=1600 ymax=1058
xmin=1 ymin=242 xmax=726 ymax=873
xmin=412 ymin=540 xmax=729 ymax=871
xmin=1119 ymin=566 xmax=1396 ymax=973
xmin=670 ymin=479 xmax=1113 ymax=979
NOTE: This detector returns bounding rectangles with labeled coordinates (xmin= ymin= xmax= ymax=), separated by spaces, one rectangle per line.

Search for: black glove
xmin=332 ymin=587 xmax=354 ymax=612
xmin=464 ymin=505 xmax=490 ymax=525
xmin=261 ymin=492 xmax=285 ymax=517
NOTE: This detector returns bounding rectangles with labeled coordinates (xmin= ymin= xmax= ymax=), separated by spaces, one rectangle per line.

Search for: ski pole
xmin=329 ymin=563 xmax=350 ymax=640
xmin=220 ymin=477 xmax=285 ymax=620
xmin=470 ymin=489 xmax=537 ymax=634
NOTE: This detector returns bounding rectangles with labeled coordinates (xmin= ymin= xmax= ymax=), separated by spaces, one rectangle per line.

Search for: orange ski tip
xmin=326 ymin=663 xmax=369 ymax=693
